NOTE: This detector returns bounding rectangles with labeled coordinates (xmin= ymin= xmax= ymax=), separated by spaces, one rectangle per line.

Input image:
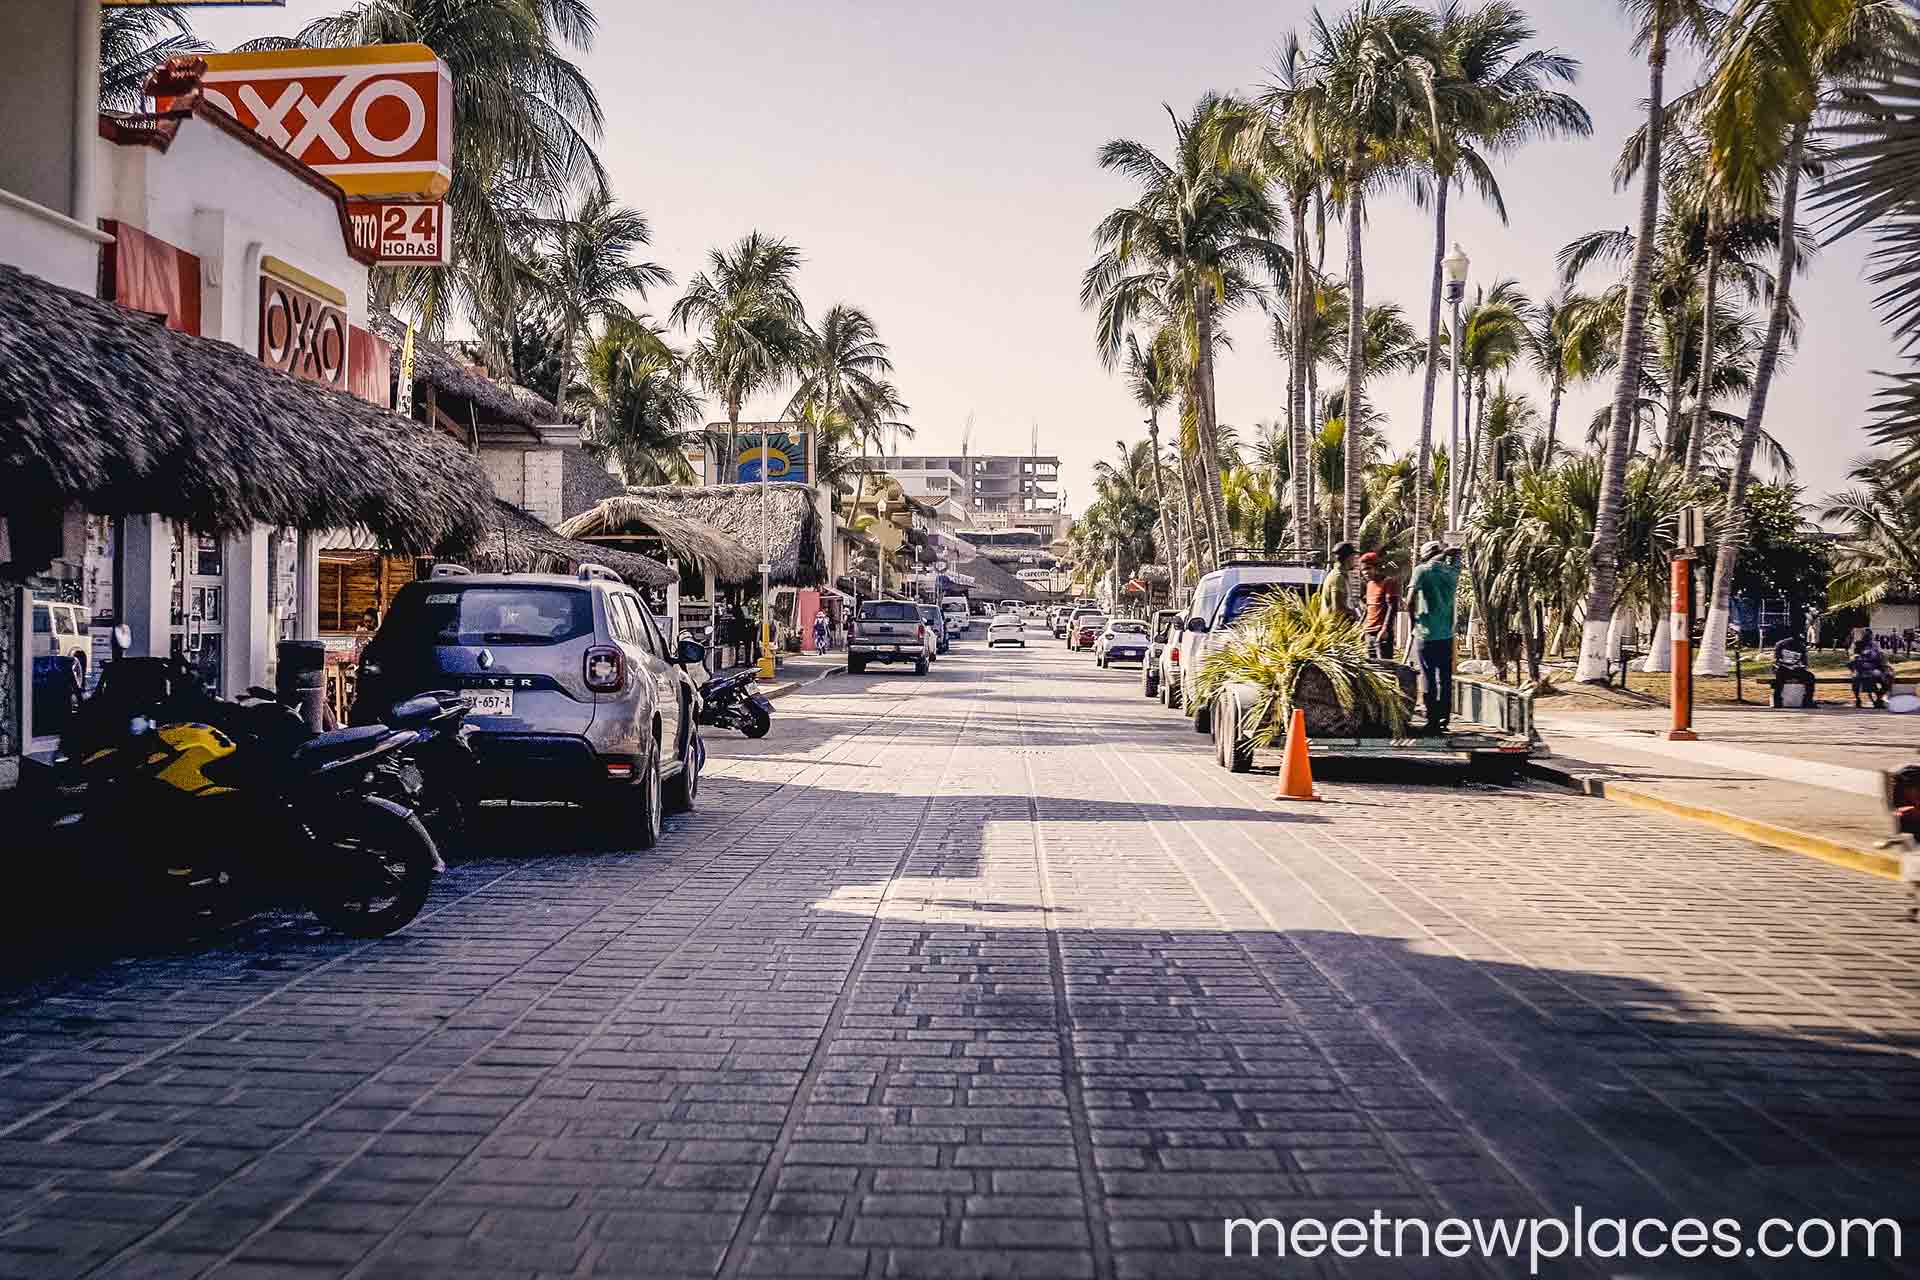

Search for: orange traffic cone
xmin=1275 ymin=707 xmax=1320 ymax=801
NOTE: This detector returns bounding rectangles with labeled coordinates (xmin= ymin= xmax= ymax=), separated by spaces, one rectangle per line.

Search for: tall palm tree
xmin=1410 ymin=0 xmax=1589 ymax=551
xmin=1123 ymin=329 xmax=1188 ymax=594
xmin=1299 ymin=0 xmax=1440 ymax=551
xmin=280 ymin=1 xmax=608 ymax=336
xmin=1573 ymin=0 xmax=1721 ymax=683
xmin=1692 ymin=0 xmax=1908 ymax=674
xmin=580 ymin=319 xmax=701 ymax=485
xmin=786 ymin=304 xmax=907 ymax=532
xmin=1525 ymin=288 xmax=1609 ymax=458
xmin=531 ymin=191 xmax=672 ymax=410
xmin=1083 ymin=94 xmax=1290 ymax=575
xmin=669 ymin=232 xmax=811 ymax=480
xmin=1823 ymin=456 xmax=1920 ymax=612
xmin=1455 ymin=279 xmax=1529 ymax=511
xmin=100 ymin=5 xmax=207 ymax=111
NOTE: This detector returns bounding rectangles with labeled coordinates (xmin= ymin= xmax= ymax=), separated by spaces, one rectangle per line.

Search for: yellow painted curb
xmin=1599 ymin=783 xmax=1900 ymax=880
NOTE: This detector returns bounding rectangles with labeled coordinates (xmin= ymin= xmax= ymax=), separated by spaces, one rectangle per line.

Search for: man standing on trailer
xmin=1406 ymin=541 xmax=1461 ymax=735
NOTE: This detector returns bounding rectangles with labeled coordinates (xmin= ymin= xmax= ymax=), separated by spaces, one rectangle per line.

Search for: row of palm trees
xmin=1079 ymin=0 xmax=1915 ymax=682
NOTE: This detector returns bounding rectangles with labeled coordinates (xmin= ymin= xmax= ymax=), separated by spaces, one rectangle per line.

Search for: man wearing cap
xmin=1358 ymin=551 xmax=1399 ymax=661
xmin=1406 ymin=540 xmax=1461 ymax=734
xmin=1320 ymin=541 xmax=1359 ymax=620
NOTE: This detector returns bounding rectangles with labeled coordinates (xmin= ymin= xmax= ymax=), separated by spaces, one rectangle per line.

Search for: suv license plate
xmin=462 ymin=689 xmax=513 ymax=716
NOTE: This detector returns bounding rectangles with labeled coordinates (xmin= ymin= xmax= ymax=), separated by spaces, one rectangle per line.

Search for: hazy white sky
xmin=194 ymin=0 xmax=1897 ymax=513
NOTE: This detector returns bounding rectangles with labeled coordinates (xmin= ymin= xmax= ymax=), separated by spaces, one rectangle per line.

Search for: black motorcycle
xmin=697 ymin=668 xmax=773 ymax=739
xmin=367 ymin=690 xmax=474 ymax=849
xmin=46 ymin=651 xmax=443 ymax=938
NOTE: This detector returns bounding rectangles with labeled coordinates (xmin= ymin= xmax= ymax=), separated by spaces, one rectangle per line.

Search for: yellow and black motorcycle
xmin=49 ymin=653 xmax=443 ymax=938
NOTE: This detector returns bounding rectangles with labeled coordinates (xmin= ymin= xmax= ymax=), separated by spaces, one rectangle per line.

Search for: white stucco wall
xmin=480 ymin=448 xmax=565 ymax=526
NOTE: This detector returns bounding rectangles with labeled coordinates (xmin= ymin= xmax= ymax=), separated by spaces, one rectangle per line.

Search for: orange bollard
xmin=1275 ymin=707 xmax=1320 ymax=801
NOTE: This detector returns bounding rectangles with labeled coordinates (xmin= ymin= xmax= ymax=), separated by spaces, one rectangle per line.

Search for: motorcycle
xmin=697 ymin=667 xmax=773 ymax=739
xmin=362 ymin=690 xmax=475 ymax=849
xmin=45 ymin=638 xmax=444 ymax=938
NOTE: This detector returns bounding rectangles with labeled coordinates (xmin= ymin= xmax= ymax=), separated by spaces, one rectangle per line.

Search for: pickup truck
xmin=848 ymin=600 xmax=930 ymax=676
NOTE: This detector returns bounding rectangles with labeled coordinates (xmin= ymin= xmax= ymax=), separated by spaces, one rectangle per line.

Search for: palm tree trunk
xmin=1145 ymin=413 xmax=1177 ymax=599
xmin=1341 ymin=179 xmax=1366 ymax=560
xmin=1182 ymin=440 xmax=1213 ymax=570
xmin=1193 ymin=287 xmax=1228 ymax=567
xmin=1698 ymin=119 xmax=1806 ymax=676
xmin=1683 ymin=235 xmax=1722 ymax=481
xmin=1415 ymin=176 xmax=1449 ymax=558
xmin=1545 ymin=379 xmax=1563 ymax=460
xmin=1291 ymin=194 xmax=1313 ymax=547
xmin=1576 ymin=12 xmax=1668 ymax=683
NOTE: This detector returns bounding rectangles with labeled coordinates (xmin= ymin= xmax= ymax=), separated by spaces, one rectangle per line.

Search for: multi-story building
xmin=876 ymin=453 xmax=1060 ymax=516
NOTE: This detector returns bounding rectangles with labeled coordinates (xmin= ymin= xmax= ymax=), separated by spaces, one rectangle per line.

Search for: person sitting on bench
xmin=1850 ymin=635 xmax=1894 ymax=709
xmin=1771 ymin=629 xmax=1816 ymax=708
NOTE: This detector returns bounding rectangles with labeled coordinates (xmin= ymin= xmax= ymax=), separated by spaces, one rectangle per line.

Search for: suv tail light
xmin=585 ymin=645 xmax=625 ymax=692
xmin=917 ymin=624 xmax=926 ymax=641
xmin=1170 ymin=646 xmax=1180 ymax=661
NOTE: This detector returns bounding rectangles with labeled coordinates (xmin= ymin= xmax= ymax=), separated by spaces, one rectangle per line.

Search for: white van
xmin=942 ymin=596 xmax=971 ymax=635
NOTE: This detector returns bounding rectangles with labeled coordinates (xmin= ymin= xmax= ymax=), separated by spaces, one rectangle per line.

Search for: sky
xmin=191 ymin=0 xmax=1900 ymax=517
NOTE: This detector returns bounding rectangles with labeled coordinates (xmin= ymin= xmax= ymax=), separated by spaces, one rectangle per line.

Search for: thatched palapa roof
xmin=560 ymin=484 xmax=824 ymax=587
xmin=0 ymin=264 xmax=490 ymax=552
xmin=375 ymin=314 xmax=560 ymax=432
xmin=445 ymin=500 xmax=674 ymax=589
xmin=557 ymin=495 xmax=757 ymax=584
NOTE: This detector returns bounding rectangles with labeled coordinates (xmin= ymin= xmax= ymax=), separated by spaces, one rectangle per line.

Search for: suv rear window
xmin=394 ymin=585 xmax=595 ymax=646
xmin=860 ymin=602 xmax=919 ymax=622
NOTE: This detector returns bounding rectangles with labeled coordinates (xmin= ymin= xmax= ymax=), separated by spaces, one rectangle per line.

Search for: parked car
xmin=987 ymin=612 xmax=1027 ymax=647
xmin=1063 ymin=607 xmax=1102 ymax=648
xmin=1049 ymin=607 xmax=1071 ymax=638
xmin=1094 ymin=618 xmax=1151 ymax=667
xmin=1145 ymin=610 xmax=1183 ymax=701
xmin=850 ymin=599 xmax=931 ymax=675
xmin=355 ymin=565 xmax=703 ymax=846
xmin=918 ymin=603 xmax=950 ymax=656
xmin=1176 ymin=557 xmax=1324 ymax=732
xmin=942 ymin=596 xmax=971 ymax=636
xmin=33 ymin=601 xmax=90 ymax=678
xmin=1068 ymin=612 xmax=1107 ymax=652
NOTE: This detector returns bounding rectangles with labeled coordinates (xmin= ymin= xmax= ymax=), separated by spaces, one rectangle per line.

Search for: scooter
xmin=697 ymin=668 xmax=773 ymax=739
xmin=46 ymin=632 xmax=443 ymax=937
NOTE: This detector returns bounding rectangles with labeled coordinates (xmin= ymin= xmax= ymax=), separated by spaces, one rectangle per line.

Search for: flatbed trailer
xmin=1210 ymin=674 xmax=1547 ymax=778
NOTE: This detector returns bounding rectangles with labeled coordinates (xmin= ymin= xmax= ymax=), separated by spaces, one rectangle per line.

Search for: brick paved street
xmin=2 ymin=634 xmax=1918 ymax=1278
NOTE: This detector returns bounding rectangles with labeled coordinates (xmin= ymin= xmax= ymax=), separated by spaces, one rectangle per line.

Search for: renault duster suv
xmin=353 ymin=565 xmax=702 ymax=848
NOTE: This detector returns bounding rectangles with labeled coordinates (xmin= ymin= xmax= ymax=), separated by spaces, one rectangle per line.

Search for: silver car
xmin=355 ymin=566 xmax=702 ymax=848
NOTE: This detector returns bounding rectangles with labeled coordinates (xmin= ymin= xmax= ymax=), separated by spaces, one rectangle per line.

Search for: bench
xmin=1605 ymin=647 xmax=1642 ymax=688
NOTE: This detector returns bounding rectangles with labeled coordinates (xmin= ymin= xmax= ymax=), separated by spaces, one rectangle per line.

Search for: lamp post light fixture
xmin=1442 ymin=243 xmax=1470 ymax=534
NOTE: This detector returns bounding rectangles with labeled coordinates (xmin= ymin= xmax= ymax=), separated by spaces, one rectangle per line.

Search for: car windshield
xmin=1222 ymin=584 xmax=1299 ymax=626
xmin=860 ymin=602 xmax=919 ymax=622
xmin=1108 ymin=621 xmax=1148 ymax=634
xmin=395 ymin=585 xmax=595 ymax=646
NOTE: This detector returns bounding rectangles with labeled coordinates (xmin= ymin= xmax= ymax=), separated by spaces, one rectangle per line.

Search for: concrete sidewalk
xmin=1531 ymin=702 xmax=1912 ymax=877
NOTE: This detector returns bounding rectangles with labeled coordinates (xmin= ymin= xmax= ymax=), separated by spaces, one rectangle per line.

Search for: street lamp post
xmin=757 ymin=435 xmax=775 ymax=681
xmin=1443 ymin=243 xmax=1470 ymax=535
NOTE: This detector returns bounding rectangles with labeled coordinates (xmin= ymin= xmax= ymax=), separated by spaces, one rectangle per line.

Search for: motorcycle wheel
xmin=743 ymin=704 xmax=771 ymax=739
xmin=308 ymin=798 xmax=439 ymax=937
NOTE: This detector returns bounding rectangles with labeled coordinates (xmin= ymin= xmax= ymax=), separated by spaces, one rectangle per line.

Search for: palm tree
xmin=1083 ymin=94 xmax=1290 ymax=575
xmin=580 ymin=319 xmax=701 ymax=485
xmin=530 ymin=191 xmax=672 ymax=410
xmin=1691 ymin=0 xmax=1909 ymax=674
xmin=281 ymin=1 xmax=608 ymax=336
xmin=1454 ymin=280 xmax=1529 ymax=512
xmin=1297 ymin=1 xmax=1440 ymax=552
xmin=1824 ymin=456 xmax=1920 ymax=612
xmin=1409 ymin=0 xmax=1589 ymax=551
xmin=1525 ymin=289 xmax=1607 ymax=459
xmin=1573 ymin=0 xmax=1721 ymax=683
xmin=1123 ymin=329 xmax=1189 ymax=594
xmin=100 ymin=5 xmax=207 ymax=111
xmin=786 ymin=304 xmax=907 ymax=533
xmin=669 ymin=232 xmax=811 ymax=480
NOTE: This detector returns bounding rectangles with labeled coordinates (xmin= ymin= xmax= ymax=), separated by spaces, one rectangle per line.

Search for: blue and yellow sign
xmin=736 ymin=431 xmax=808 ymax=484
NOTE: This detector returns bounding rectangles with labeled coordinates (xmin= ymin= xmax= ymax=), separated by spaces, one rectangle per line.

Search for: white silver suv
xmin=1176 ymin=559 xmax=1325 ymax=733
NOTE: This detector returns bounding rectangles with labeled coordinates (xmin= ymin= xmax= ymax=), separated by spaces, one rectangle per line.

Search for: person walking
xmin=1320 ymin=542 xmax=1359 ymax=620
xmin=1406 ymin=541 xmax=1461 ymax=735
xmin=1358 ymin=552 xmax=1399 ymax=662
xmin=812 ymin=610 xmax=830 ymax=655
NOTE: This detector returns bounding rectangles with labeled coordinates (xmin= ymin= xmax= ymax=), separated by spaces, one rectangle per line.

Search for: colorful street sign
xmin=187 ymin=45 xmax=452 ymax=199
xmin=347 ymin=201 xmax=452 ymax=265
xmin=735 ymin=431 xmax=810 ymax=485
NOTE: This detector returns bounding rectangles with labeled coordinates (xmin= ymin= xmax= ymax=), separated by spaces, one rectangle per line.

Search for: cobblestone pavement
xmin=2 ymin=635 xmax=1918 ymax=1278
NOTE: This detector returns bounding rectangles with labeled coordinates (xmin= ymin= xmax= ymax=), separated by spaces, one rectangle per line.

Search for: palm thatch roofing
xmin=373 ymin=314 xmax=559 ymax=432
xmin=0 ymin=264 xmax=491 ymax=552
xmin=559 ymin=484 xmax=824 ymax=587
xmin=445 ymin=500 xmax=674 ymax=589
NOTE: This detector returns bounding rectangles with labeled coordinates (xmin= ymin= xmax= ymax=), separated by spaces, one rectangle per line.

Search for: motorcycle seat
xmin=388 ymin=694 xmax=449 ymax=728
xmin=291 ymin=725 xmax=392 ymax=768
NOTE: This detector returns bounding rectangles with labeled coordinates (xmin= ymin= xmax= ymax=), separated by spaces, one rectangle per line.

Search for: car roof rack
xmin=429 ymin=563 xmax=471 ymax=578
xmin=1219 ymin=547 xmax=1322 ymax=569
xmin=577 ymin=563 xmax=624 ymax=584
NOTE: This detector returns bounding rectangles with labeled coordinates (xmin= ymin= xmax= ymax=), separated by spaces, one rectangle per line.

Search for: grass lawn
xmin=1535 ymin=651 xmax=1920 ymax=711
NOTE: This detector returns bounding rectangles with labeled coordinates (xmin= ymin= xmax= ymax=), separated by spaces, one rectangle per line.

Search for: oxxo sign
xmin=260 ymin=264 xmax=350 ymax=391
xmin=188 ymin=45 xmax=454 ymax=200
xmin=349 ymin=202 xmax=452 ymax=265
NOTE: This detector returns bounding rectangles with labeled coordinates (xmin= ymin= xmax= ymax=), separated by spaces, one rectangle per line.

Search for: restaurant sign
xmin=260 ymin=263 xmax=349 ymax=391
xmin=187 ymin=45 xmax=453 ymax=199
xmin=348 ymin=201 xmax=451 ymax=265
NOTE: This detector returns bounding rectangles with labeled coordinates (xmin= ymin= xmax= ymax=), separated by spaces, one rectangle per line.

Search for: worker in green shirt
xmin=1320 ymin=541 xmax=1358 ymax=620
xmin=1406 ymin=540 xmax=1461 ymax=734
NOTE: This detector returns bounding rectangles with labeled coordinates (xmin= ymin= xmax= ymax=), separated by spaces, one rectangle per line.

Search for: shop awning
xmin=0 ymin=264 xmax=492 ymax=555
